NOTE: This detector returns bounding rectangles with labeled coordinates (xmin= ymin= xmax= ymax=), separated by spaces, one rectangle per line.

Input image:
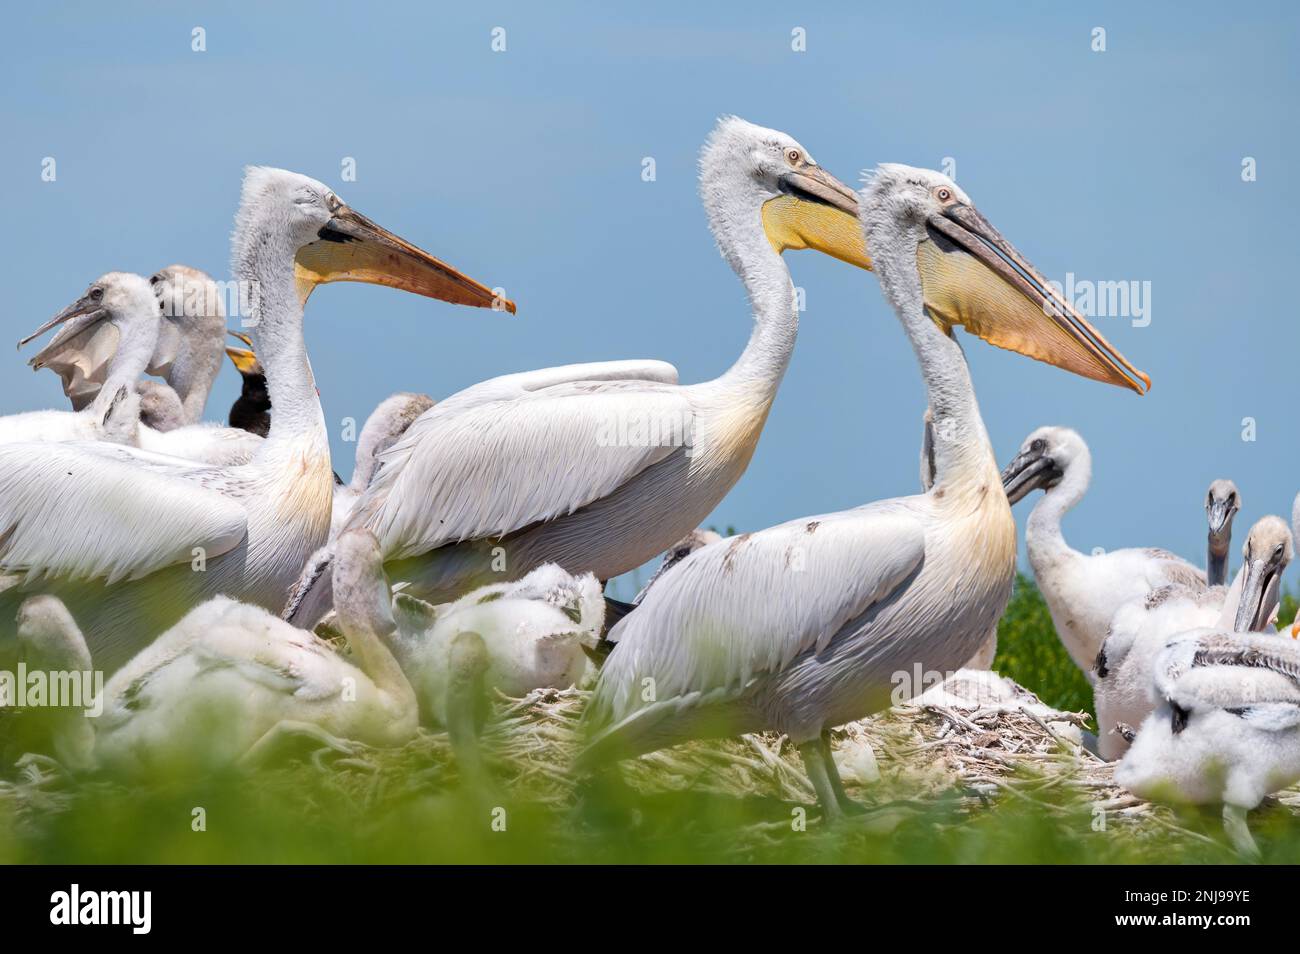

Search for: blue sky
xmin=3 ymin=2 xmax=1298 ymax=597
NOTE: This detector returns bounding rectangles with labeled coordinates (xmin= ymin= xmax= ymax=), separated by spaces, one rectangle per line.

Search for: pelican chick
xmin=1001 ymin=426 xmax=1206 ymax=677
xmin=15 ymin=529 xmax=418 ymax=776
xmin=7 ymin=273 xmax=161 ymax=445
xmin=331 ymin=391 xmax=435 ymax=536
xmin=1205 ymin=479 xmax=1240 ymax=587
xmin=31 ymin=264 xmax=227 ymax=427
xmin=581 ymin=163 xmax=1149 ymax=819
xmin=1116 ymin=630 xmax=1300 ymax=857
xmin=1095 ymin=515 xmax=1292 ymax=760
xmin=387 ymin=564 xmax=605 ymax=730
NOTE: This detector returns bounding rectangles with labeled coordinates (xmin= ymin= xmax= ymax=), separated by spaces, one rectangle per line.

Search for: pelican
xmin=11 ymin=528 xmax=418 ymax=775
xmin=580 ymin=163 xmax=1149 ymax=819
xmin=1205 ymin=479 xmax=1240 ymax=586
xmin=388 ymin=563 xmax=605 ymax=730
xmin=30 ymin=264 xmax=227 ymax=427
xmin=1095 ymin=515 xmax=1293 ymax=760
xmin=0 ymin=167 xmax=509 ymax=674
xmin=1000 ymin=426 xmax=1207 ymax=677
xmin=4 ymin=272 xmax=161 ymax=445
xmin=1116 ymin=630 xmax=1300 ymax=857
xmin=285 ymin=117 xmax=874 ymax=627
xmin=18 ymin=272 xmax=264 ymax=466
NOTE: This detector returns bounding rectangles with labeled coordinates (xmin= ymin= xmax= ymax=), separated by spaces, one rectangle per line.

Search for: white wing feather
xmin=351 ymin=376 xmax=691 ymax=559
xmin=0 ymin=442 xmax=246 ymax=584
xmin=590 ymin=502 xmax=927 ymax=725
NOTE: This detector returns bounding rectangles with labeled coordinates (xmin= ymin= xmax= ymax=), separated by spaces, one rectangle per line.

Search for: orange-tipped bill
xmin=294 ymin=203 xmax=516 ymax=314
xmin=917 ymin=203 xmax=1149 ymax=394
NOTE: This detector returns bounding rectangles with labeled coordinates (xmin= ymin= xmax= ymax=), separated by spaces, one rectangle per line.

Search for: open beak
xmin=18 ymin=294 xmax=109 ymax=365
xmin=761 ymin=167 xmax=873 ymax=270
xmin=1000 ymin=446 xmax=1063 ymax=504
xmin=293 ymin=204 xmax=515 ymax=314
xmin=917 ymin=203 xmax=1149 ymax=394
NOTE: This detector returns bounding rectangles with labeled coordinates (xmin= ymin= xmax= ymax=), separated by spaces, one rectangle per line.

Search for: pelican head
xmin=1000 ymin=425 xmax=1087 ymax=504
xmin=19 ymin=272 xmax=157 ymax=364
xmin=352 ymin=392 xmax=435 ymax=490
xmin=860 ymin=164 xmax=1149 ymax=394
xmin=232 ymin=167 xmax=514 ymax=313
xmin=1206 ymin=479 xmax=1240 ymax=546
xmin=1234 ymin=515 xmax=1293 ymax=633
xmin=147 ymin=264 xmax=225 ymax=373
xmin=700 ymin=117 xmax=871 ymax=273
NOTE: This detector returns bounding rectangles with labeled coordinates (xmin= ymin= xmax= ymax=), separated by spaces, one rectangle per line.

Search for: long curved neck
xmin=89 ymin=315 xmax=157 ymax=418
xmin=1207 ymin=528 xmax=1231 ymax=587
xmin=169 ymin=332 xmax=223 ymax=425
xmin=238 ymin=244 xmax=325 ymax=448
xmin=711 ymin=205 xmax=798 ymax=400
xmin=1027 ymin=457 xmax=1090 ymax=565
xmin=874 ymin=237 xmax=994 ymax=490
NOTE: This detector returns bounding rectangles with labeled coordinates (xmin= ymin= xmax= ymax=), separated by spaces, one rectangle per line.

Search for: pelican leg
xmin=446 ymin=630 xmax=491 ymax=788
xmin=819 ymin=732 xmax=867 ymax=815
xmin=1222 ymin=804 xmax=1260 ymax=860
xmin=796 ymin=740 xmax=842 ymax=821
xmin=239 ymin=719 xmax=361 ymax=770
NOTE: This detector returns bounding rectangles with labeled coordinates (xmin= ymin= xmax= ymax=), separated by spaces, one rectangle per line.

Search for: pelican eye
xmin=325 ymin=192 xmax=342 ymax=213
xmin=786 ymin=148 xmax=801 ymax=165
xmin=935 ymin=187 xmax=953 ymax=203
xmin=89 ymin=287 xmax=103 ymax=301
xmin=1030 ymin=439 xmax=1046 ymax=454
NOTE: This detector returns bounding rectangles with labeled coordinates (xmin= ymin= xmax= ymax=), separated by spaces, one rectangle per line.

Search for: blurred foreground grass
xmin=5 ymin=760 xmax=1300 ymax=863
xmin=5 ymin=572 xmax=1300 ymax=864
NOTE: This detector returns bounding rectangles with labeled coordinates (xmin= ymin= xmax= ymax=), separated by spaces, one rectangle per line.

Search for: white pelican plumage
xmin=1001 ymin=426 xmax=1207 ymax=677
xmin=580 ymin=163 xmax=1149 ymax=818
xmin=1095 ymin=515 xmax=1293 ymax=760
xmin=5 ymin=272 xmax=161 ymax=445
xmin=285 ymin=117 xmax=874 ymax=627
xmin=1116 ymin=629 xmax=1300 ymax=856
xmin=330 ymin=392 xmax=435 ymax=537
xmin=12 ymin=528 xmax=418 ymax=775
xmin=388 ymin=563 xmax=604 ymax=729
xmin=0 ymin=167 xmax=509 ymax=674
xmin=919 ymin=408 xmax=995 ymax=669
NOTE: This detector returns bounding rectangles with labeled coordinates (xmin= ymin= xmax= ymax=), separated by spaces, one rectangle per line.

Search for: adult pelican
xmin=581 ymin=163 xmax=1149 ymax=818
xmin=1095 ymin=515 xmax=1292 ymax=760
xmin=4 ymin=272 xmax=161 ymax=445
xmin=1000 ymin=426 xmax=1207 ymax=676
xmin=0 ymin=167 xmax=509 ymax=674
xmin=285 ymin=117 xmax=874 ymax=627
